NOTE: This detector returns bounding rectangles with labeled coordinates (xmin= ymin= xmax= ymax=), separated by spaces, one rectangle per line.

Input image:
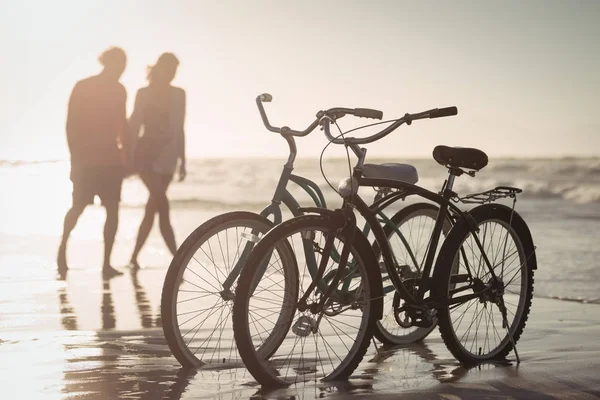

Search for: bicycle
xmin=231 ymin=104 xmax=537 ymax=387
xmin=161 ymin=94 xmax=447 ymax=368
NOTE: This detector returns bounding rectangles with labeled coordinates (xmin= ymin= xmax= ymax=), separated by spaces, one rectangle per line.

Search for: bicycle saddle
xmin=363 ymin=163 xmax=418 ymax=184
xmin=433 ymin=145 xmax=488 ymax=171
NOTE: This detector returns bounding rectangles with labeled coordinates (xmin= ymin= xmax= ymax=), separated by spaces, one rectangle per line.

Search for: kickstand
xmin=371 ymin=336 xmax=380 ymax=354
xmin=508 ymin=330 xmax=521 ymax=365
xmin=500 ymin=299 xmax=521 ymax=364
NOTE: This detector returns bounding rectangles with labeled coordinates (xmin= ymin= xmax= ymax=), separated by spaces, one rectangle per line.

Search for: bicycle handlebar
xmin=256 ymin=93 xmax=320 ymax=137
xmin=430 ymin=106 xmax=458 ymax=119
xmin=321 ymin=106 xmax=458 ymax=145
xmin=256 ymin=93 xmax=384 ymax=137
xmin=256 ymin=92 xmax=457 ymax=147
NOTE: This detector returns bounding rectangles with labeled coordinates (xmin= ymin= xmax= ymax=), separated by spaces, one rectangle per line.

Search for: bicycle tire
xmin=161 ymin=211 xmax=274 ymax=367
xmin=232 ymin=213 xmax=382 ymax=387
xmin=433 ymin=204 xmax=536 ymax=364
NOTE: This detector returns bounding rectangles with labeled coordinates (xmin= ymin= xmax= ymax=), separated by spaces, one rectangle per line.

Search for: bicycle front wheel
xmin=232 ymin=213 xmax=382 ymax=387
xmin=161 ymin=211 xmax=274 ymax=367
xmin=433 ymin=204 xmax=536 ymax=364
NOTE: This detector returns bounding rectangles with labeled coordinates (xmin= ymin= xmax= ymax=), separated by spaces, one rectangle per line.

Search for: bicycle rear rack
xmin=455 ymin=186 xmax=522 ymax=204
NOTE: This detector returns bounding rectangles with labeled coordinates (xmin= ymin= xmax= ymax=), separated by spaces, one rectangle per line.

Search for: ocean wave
xmin=5 ymin=157 xmax=600 ymax=205
xmin=451 ymin=179 xmax=600 ymax=204
xmin=518 ymin=184 xmax=600 ymax=204
xmin=540 ymin=295 xmax=600 ymax=305
xmin=526 ymin=159 xmax=600 ymax=178
xmin=118 ymin=181 xmax=600 ymax=209
xmin=0 ymin=159 xmax=64 ymax=167
xmin=121 ymin=197 xmax=269 ymax=210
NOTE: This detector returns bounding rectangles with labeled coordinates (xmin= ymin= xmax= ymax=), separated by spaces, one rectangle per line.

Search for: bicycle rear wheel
xmin=161 ymin=211 xmax=274 ymax=367
xmin=232 ymin=213 xmax=382 ymax=387
xmin=433 ymin=204 xmax=536 ymax=364
xmin=374 ymin=202 xmax=452 ymax=345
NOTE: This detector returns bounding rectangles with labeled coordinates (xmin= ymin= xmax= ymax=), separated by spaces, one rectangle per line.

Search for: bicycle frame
xmin=220 ymin=134 xmax=414 ymax=294
xmin=351 ymin=174 xmax=463 ymax=306
xmin=327 ymin=163 xmax=521 ymax=315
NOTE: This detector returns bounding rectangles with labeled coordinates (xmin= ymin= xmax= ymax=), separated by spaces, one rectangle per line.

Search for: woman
xmin=128 ymin=52 xmax=186 ymax=269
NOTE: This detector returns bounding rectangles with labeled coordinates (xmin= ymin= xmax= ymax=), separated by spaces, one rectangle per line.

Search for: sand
xmin=1 ymin=206 xmax=599 ymax=399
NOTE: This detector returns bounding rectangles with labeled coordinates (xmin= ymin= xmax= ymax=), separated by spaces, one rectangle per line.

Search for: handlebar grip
xmin=430 ymin=106 xmax=458 ymax=119
xmin=258 ymin=93 xmax=272 ymax=102
xmin=354 ymin=108 xmax=383 ymax=120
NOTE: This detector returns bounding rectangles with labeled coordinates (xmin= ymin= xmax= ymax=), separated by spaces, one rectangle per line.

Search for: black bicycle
xmin=232 ymin=104 xmax=537 ymax=387
xmin=161 ymin=95 xmax=449 ymax=368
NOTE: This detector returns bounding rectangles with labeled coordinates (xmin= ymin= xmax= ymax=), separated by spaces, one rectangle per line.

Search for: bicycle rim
xmin=161 ymin=212 xmax=273 ymax=367
xmin=435 ymin=206 xmax=534 ymax=363
xmin=233 ymin=215 xmax=378 ymax=387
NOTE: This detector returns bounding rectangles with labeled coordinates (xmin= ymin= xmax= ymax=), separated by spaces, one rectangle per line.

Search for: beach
xmin=1 ymin=157 xmax=600 ymax=399
xmin=1 ymin=253 xmax=599 ymax=399
xmin=3 ymin=0 xmax=599 ymax=396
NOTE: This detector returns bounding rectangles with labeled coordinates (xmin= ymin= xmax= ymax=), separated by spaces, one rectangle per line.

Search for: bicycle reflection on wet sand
xmin=55 ymin=271 xmax=512 ymax=399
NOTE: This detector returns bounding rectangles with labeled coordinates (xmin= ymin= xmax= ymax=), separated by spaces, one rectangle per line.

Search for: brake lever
xmin=319 ymin=111 xmax=346 ymax=126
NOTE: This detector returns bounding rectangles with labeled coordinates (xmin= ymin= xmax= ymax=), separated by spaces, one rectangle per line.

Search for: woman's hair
xmin=98 ymin=47 xmax=127 ymax=68
xmin=147 ymin=53 xmax=180 ymax=85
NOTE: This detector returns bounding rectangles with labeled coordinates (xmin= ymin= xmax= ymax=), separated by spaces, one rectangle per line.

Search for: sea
xmin=1 ymin=156 xmax=599 ymax=305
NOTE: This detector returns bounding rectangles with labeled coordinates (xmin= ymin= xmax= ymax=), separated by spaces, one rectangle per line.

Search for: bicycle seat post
xmin=442 ymin=168 xmax=463 ymax=199
xmin=417 ymin=168 xmax=462 ymax=301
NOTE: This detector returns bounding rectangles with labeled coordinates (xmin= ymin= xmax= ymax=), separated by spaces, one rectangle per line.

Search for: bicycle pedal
xmin=292 ymin=315 xmax=317 ymax=337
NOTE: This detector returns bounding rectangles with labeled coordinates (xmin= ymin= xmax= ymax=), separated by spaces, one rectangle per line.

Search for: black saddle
xmin=432 ymin=145 xmax=488 ymax=171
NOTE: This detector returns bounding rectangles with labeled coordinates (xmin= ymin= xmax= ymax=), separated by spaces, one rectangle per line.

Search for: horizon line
xmin=2 ymin=154 xmax=599 ymax=164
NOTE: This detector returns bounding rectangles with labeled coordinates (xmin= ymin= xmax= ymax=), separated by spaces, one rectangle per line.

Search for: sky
xmin=0 ymin=0 xmax=599 ymax=161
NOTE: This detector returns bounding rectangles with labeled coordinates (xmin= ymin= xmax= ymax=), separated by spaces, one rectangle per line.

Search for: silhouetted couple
xmin=57 ymin=47 xmax=187 ymax=279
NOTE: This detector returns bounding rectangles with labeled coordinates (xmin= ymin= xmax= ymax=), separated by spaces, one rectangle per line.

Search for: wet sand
xmin=1 ymin=224 xmax=599 ymax=399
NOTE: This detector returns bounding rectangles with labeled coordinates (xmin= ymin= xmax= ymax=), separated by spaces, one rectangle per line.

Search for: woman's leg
xmin=137 ymin=172 xmax=177 ymax=260
xmin=129 ymin=193 xmax=157 ymax=267
xmin=155 ymin=175 xmax=177 ymax=255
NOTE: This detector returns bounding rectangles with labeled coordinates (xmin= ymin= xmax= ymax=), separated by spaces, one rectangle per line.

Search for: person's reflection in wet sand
xmin=155 ymin=306 xmax=162 ymax=327
xmin=130 ymin=269 xmax=155 ymax=328
xmin=102 ymin=280 xmax=116 ymax=329
xmin=58 ymin=286 xmax=78 ymax=330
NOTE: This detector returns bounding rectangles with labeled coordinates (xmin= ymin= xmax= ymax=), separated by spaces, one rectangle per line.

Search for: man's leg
xmin=59 ymin=168 xmax=92 ymax=275
xmin=99 ymin=167 xmax=125 ymax=278
xmin=102 ymin=202 xmax=121 ymax=274
xmin=57 ymin=204 xmax=86 ymax=272
xmin=102 ymin=200 xmax=123 ymax=278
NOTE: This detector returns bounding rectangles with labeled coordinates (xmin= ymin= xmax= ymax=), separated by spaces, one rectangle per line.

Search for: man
xmin=57 ymin=47 xmax=130 ymax=279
